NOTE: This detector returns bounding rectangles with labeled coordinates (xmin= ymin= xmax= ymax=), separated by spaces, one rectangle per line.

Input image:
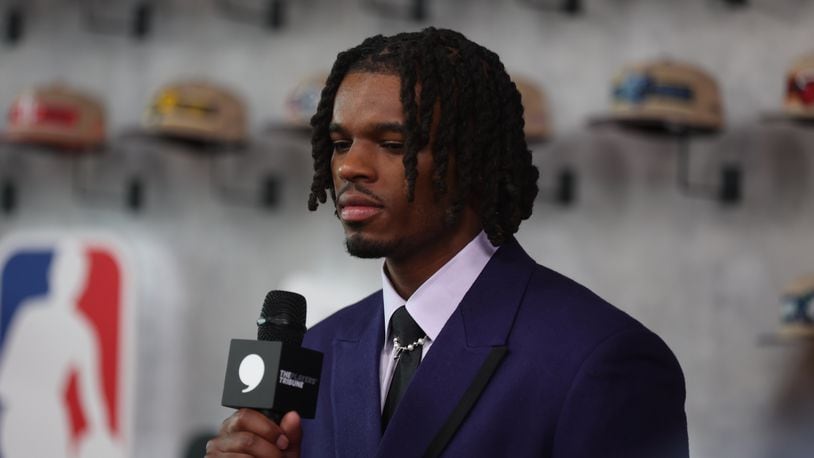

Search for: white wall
xmin=1 ymin=0 xmax=814 ymax=456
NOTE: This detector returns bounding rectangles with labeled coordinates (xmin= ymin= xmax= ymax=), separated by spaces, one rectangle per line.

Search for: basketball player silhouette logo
xmin=0 ymin=238 xmax=130 ymax=458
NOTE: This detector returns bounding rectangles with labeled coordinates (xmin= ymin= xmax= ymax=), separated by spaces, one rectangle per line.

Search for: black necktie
xmin=382 ymin=306 xmax=426 ymax=430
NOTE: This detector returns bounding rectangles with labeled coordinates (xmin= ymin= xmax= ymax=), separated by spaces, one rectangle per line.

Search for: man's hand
xmin=206 ymin=409 xmax=302 ymax=458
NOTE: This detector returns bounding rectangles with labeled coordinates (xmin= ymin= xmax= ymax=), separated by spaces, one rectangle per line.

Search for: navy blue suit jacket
xmin=301 ymin=239 xmax=689 ymax=457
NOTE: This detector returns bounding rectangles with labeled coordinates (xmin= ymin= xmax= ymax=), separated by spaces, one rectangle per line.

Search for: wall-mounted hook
xmin=126 ymin=175 xmax=144 ymax=212
xmin=72 ymin=146 xmax=149 ymax=213
xmin=538 ymin=166 xmax=577 ymax=206
xmin=0 ymin=144 xmax=22 ymax=215
xmin=208 ymin=147 xmax=283 ymax=210
xmin=517 ymin=0 xmax=583 ymax=16
xmin=133 ymin=2 xmax=153 ymax=39
xmin=1 ymin=179 xmax=15 ymax=214
xmin=260 ymin=174 xmax=281 ymax=209
xmin=718 ymin=165 xmax=741 ymax=204
xmin=556 ymin=168 xmax=577 ymax=205
xmin=411 ymin=0 xmax=427 ymax=21
xmin=215 ymin=0 xmax=287 ymax=30
xmin=587 ymin=119 xmax=741 ymax=206
xmin=562 ymin=0 xmax=581 ymax=14
xmin=361 ymin=0 xmax=428 ymax=22
xmin=676 ymin=133 xmax=742 ymax=205
xmin=81 ymin=1 xmax=153 ymax=40
xmin=4 ymin=4 xmax=23 ymax=45
xmin=529 ymin=135 xmax=578 ymax=207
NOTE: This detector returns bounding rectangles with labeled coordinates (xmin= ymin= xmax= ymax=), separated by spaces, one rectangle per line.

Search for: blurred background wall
xmin=1 ymin=0 xmax=814 ymax=457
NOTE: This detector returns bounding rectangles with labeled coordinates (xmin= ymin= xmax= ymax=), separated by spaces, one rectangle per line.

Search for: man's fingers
xmin=279 ymin=411 xmax=302 ymax=455
xmin=205 ymin=433 xmax=256 ymax=457
xmin=204 ymin=450 xmax=254 ymax=458
xmin=222 ymin=409 xmax=283 ymax=439
xmin=208 ymin=409 xmax=293 ymax=457
xmin=207 ymin=430 xmax=282 ymax=457
xmin=279 ymin=411 xmax=302 ymax=447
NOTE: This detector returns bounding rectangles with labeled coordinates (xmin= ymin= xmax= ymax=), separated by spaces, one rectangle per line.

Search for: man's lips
xmin=336 ymin=192 xmax=384 ymax=223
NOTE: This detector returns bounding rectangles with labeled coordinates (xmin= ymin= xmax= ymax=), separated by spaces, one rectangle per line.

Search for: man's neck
xmin=384 ymin=224 xmax=482 ymax=299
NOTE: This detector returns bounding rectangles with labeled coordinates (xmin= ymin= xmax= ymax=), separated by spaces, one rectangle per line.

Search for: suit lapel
xmin=377 ymin=239 xmax=536 ymax=457
xmin=332 ymin=297 xmax=385 ymax=458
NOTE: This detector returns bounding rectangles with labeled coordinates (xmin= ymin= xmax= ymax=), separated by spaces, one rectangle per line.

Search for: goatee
xmin=345 ymin=234 xmax=400 ymax=259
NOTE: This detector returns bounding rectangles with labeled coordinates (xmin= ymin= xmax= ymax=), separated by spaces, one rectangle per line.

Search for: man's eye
xmin=381 ymin=142 xmax=404 ymax=153
xmin=332 ymin=140 xmax=351 ymax=152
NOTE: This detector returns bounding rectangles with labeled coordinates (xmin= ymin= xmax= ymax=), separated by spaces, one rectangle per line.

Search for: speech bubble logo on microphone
xmin=238 ymin=354 xmax=265 ymax=393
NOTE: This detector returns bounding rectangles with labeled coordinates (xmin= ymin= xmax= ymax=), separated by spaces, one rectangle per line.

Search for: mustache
xmin=335 ymin=183 xmax=384 ymax=204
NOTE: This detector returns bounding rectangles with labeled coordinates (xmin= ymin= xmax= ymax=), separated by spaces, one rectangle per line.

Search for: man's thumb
xmin=279 ymin=411 xmax=302 ymax=456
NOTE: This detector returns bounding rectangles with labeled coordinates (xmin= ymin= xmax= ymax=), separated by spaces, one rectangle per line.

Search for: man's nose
xmin=336 ymin=141 xmax=376 ymax=182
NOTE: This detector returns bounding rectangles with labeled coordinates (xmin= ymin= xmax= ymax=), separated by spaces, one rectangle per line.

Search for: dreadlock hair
xmin=307 ymin=27 xmax=539 ymax=246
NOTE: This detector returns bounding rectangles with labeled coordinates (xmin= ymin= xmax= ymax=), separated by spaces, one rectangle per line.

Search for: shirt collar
xmin=381 ymin=230 xmax=497 ymax=343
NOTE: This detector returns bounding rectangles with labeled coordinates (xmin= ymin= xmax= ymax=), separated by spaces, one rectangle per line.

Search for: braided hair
xmin=308 ymin=27 xmax=539 ymax=246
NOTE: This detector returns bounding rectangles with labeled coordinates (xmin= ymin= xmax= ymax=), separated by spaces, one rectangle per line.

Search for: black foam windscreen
xmin=257 ymin=290 xmax=307 ymax=345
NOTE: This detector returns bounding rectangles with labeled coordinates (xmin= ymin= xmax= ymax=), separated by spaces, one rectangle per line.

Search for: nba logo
xmin=0 ymin=234 xmax=134 ymax=458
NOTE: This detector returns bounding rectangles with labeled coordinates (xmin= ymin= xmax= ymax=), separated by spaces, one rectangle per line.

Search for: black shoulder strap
xmin=423 ymin=346 xmax=508 ymax=458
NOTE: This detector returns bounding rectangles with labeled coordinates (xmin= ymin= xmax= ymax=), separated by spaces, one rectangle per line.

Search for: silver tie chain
xmin=392 ymin=336 xmax=427 ymax=360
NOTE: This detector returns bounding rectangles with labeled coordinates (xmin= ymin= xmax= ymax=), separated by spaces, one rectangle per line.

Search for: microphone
xmin=256 ymin=290 xmax=307 ymax=344
xmin=221 ymin=290 xmax=323 ymax=422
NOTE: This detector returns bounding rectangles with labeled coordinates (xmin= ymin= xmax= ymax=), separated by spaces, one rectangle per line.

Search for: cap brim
xmin=265 ymin=121 xmax=314 ymax=138
xmin=757 ymin=330 xmax=814 ymax=346
xmin=761 ymin=111 xmax=814 ymax=126
xmin=588 ymin=113 xmax=721 ymax=137
xmin=0 ymin=130 xmax=102 ymax=153
xmin=144 ymin=124 xmax=247 ymax=151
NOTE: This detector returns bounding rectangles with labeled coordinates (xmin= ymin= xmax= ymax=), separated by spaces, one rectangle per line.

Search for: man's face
xmin=329 ymin=72 xmax=470 ymax=261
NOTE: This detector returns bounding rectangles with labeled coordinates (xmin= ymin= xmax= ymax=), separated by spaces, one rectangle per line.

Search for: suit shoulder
xmin=511 ymin=263 xmax=685 ymax=397
xmin=516 ymin=263 xmax=655 ymax=349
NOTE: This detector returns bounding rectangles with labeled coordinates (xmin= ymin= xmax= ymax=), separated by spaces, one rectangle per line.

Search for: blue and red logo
xmin=0 ymin=237 xmax=132 ymax=458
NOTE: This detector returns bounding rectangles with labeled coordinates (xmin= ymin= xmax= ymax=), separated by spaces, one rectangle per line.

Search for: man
xmin=207 ymin=28 xmax=688 ymax=457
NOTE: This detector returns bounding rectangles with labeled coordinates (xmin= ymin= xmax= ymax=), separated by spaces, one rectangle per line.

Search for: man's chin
xmin=345 ymin=234 xmax=396 ymax=259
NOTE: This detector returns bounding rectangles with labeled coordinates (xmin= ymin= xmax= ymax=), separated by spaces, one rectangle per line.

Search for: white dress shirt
xmin=379 ymin=230 xmax=497 ymax=409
